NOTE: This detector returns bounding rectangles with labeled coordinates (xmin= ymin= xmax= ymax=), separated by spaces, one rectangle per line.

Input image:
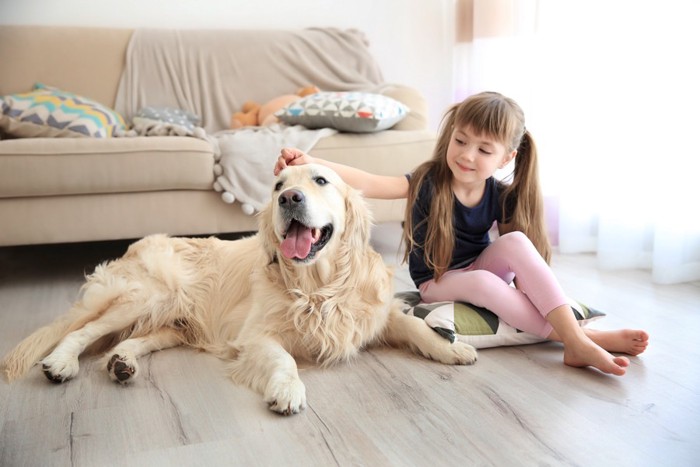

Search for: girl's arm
xmin=275 ymin=147 xmax=409 ymax=200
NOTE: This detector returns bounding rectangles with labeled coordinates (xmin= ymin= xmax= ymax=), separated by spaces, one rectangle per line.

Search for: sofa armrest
xmin=370 ymin=83 xmax=429 ymax=131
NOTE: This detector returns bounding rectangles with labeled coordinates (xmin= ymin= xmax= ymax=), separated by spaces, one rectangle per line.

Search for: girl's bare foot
xmin=584 ymin=329 xmax=649 ymax=356
xmin=545 ymin=306 xmax=646 ymax=376
xmin=563 ymin=338 xmax=630 ymax=376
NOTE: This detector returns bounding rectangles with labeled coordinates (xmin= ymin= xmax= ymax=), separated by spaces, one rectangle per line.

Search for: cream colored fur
xmin=2 ymin=164 xmax=477 ymax=415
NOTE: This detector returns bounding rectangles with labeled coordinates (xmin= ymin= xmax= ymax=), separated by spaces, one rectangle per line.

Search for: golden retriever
xmin=2 ymin=164 xmax=477 ymax=415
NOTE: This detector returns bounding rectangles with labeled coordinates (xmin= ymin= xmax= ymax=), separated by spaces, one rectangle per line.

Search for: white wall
xmin=0 ymin=0 xmax=455 ymax=130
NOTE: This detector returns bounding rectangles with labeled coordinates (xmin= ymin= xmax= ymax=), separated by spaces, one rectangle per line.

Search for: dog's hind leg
xmin=3 ymin=269 xmax=131 ymax=382
xmin=104 ymin=327 xmax=185 ymax=384
xmin=41 ymin=303 xmax=146 ymax=383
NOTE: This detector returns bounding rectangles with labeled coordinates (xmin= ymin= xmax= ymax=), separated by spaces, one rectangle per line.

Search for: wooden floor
xmin=1 ymin=223 xmax=699 ymax=467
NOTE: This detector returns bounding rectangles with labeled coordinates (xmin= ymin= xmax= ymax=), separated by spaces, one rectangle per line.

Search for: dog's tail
xmin=2 ymin=315 xmax=76 ymax=381
xmin=2 ymin=269 xmax=126 ymax=382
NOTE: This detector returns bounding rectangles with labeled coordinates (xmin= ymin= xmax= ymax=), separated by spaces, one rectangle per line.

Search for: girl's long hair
xmin=402 ymin=91 xmax=551 ymax=281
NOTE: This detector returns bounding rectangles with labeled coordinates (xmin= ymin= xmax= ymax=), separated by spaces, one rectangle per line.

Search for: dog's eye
xmin=314 ymin=177 xmax=328 ymax=186
xmin=274 ymin=181 xmax=284 ymax=191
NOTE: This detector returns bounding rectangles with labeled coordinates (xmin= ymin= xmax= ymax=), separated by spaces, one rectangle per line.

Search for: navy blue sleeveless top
xmin=408 ymin=175 xmax=508 ymax=287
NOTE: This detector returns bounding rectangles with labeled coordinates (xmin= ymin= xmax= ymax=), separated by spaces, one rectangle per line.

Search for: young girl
xmin=274 ymin=91 xmax=649 ymax=376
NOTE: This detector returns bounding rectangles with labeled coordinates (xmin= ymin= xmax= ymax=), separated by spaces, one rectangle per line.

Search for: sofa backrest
xmin=0 ymin=25 xmax=132 ymax=108
xmin=1 ymin=25 xmax=428 ymax=133
xmin=114 ymin=27 xmax=386 ymax=132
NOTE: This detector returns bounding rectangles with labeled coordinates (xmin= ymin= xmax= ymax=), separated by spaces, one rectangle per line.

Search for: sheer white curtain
xmin=455 ymin=0 xmax=700 ymax=284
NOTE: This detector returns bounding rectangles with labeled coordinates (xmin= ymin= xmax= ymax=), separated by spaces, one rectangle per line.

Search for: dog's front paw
xmin=435 ymin=341 xmax=478 ymax=365
xmin=41 ymin=352 xmax=80 ymax=383
xmin=264 ymin=376 xmax=307 ymax=415
xmin=106 ymin=353 xmax=138 ymax=384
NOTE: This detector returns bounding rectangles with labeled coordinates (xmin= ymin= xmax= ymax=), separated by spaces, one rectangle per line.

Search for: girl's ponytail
xmin=501 ymin=130 xmax=552 ymax=263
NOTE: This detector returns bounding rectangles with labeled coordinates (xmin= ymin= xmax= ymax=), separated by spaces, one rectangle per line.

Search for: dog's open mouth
xmin=280 ymin=220 xmax=333 ymax=261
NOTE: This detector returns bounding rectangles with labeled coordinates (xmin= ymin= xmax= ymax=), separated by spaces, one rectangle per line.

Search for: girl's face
xmin=446 ymin=125 xmax=516 ymax=189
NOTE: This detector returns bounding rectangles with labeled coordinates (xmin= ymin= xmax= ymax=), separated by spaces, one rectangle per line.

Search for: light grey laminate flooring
xmin=1 ymin=222 xmax=699 ymax=467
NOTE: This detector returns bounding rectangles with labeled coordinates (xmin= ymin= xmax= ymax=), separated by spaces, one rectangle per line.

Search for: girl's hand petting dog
xmin=274 ymin=147 xmax=315 ymax=175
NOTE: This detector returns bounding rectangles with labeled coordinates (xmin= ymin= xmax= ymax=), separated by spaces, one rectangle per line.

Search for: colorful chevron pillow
xmin=275 ymin=91 xmax=409 ymax=133
xmin=396 ymin=291 xmax=606 ymax=349
xmin=0 ymin=83 xmax=126 ymax=138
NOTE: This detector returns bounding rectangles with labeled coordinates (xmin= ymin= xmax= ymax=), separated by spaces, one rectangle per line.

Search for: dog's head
xmin=260 ymin=163 xmax=372 ymax=266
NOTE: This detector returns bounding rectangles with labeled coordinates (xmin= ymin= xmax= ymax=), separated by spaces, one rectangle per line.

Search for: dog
xmin=2 ymin=163 xmax=477 ymax=415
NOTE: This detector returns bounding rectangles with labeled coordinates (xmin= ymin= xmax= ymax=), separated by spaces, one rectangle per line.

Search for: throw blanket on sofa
xmin=114 ymin=28 xmax=384 ymax=133
xmin=118 ymin=120 xmax=335 ymax=214
xmin=210 ymin=124 xmax=336 ymax=214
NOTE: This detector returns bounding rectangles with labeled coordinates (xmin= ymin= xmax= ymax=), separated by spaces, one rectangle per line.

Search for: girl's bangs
xmin=455 ymin=97 xmax=518 ymax=148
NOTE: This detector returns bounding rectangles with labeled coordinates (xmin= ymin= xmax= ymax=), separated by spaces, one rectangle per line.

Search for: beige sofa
xmin=0 ymin=26 xmax=435 ymax=246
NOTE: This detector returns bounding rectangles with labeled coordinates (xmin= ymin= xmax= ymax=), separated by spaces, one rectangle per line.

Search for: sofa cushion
xmin=0 ymin=137 xmax=215 ymax=198
xmin=0 ymin=83 xmax=126 ymax=138
xmin=276 ymin=91 xmax=409 ymax=133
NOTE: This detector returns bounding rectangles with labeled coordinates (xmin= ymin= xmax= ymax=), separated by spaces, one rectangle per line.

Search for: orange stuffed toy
xmin=230 ymin=85 xmax=320 ymax=129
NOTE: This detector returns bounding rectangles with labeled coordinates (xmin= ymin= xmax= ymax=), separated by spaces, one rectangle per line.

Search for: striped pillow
xmin=0 ymin=83 xmax=126 ymax=138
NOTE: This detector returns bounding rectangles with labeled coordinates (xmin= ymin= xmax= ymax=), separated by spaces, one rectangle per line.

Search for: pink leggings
xmin=419 ymin=231 xmax=567 ymax=338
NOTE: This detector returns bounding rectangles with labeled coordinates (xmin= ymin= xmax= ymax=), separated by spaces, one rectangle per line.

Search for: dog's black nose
xmin=279 ymin=189 xmax=305 ymax=206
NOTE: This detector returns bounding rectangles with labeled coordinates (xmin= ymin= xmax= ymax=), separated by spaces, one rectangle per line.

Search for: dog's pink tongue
xmin=281 ymin=222 xmax=313 ymax=259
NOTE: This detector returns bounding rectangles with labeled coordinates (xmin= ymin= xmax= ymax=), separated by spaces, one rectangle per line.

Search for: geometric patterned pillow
xmin=0 ymin=83 xmax=126 ymax=138
xmin=396 ymin=291 xmax=606 ymax=349
xmin=275 ymin=91 xmax=409 ymax=133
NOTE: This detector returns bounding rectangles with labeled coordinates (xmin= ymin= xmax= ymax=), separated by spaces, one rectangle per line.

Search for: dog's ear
xmin=257 ymin=202 xmax=278 ymax=263
xmin=342 ymin=186 xmax=373 ymax=249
